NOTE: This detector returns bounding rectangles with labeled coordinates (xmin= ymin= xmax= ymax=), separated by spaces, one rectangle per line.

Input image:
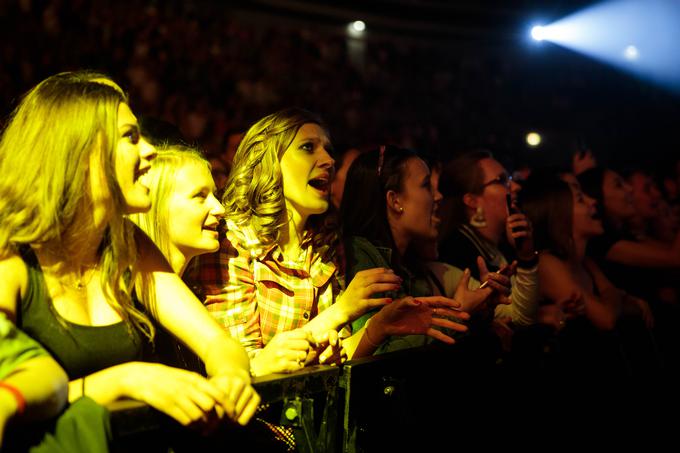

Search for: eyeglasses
xmin=481 ymin=173 xmax=513 ymax=190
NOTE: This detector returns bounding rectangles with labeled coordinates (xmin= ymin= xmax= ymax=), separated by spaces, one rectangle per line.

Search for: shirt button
xmin=302 ymin=311 xmax=310 ymax=320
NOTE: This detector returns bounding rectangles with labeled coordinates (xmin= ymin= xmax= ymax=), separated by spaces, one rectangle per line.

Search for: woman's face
xmin=629 ymin=172 xmax=662 ymax=220
xmin=475 ymin=158 xmax=521 ymax=231
xmin=602 ymin=169 xmax=635 ymax=221
xmin=115 ymin=103 xmax=156 ymax=213
xmin=562 ymin=173 xmax=603 ymax=239
xmin=167 ymin=162 xmax=225 ymax=261
xmin=280 ymin=123 xmax=335 ymax=223
xmin=393 ymin=157 xmax=443 ymax=242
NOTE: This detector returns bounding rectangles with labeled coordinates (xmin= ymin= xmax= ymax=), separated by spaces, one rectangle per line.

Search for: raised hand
xmin=506 ymin=211 xmax=535 ymax=257
xmin=250 ymin=329 xmax=314 ymax=376
xmin=477 ymin=256 xmax=513 ymax=306
xmin=335 ymin=268 xmax=402 ymax=321
xmin=572 ymin=149 xmax=597 ymax=176
xmin=452 ymin=267 xmax=494 ymax=313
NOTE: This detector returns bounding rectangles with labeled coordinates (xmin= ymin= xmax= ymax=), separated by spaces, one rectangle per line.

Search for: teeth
xmin=138 ymin=171 xmax=149 ymax=187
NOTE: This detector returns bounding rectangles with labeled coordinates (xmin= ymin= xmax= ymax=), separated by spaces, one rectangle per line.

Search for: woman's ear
xmin=386 ymin=190 xmax=403 ymax=214
xmin=463 ymin=193 xmax=478 ymax=210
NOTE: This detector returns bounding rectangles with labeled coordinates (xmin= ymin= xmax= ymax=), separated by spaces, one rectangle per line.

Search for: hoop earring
xmin=470 ymin=206 xmax=487 ymax=228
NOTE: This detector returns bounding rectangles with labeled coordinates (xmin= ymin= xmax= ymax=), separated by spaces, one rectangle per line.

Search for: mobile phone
xmin=507 ymin=193 xmax=525 ymax=248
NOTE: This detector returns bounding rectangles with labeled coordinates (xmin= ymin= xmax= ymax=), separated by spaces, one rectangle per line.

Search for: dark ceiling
xmin=229 ymin=0 xmax=597 ymax=43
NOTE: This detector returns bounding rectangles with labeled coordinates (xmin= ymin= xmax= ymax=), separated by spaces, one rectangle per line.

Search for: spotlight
xmin=531 ymin=25 xmax=546 ymax=41
xmin=351 ymin=20 xmax=366 ymax=32
xmin=623 ymin=45 xmax=639 ymax=60
xmin=526 ymin=132 xmax=542 ymax=147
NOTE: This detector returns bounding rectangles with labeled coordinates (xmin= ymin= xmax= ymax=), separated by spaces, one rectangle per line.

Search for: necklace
xmin=72 ymin=264 xmax=98 ymax=291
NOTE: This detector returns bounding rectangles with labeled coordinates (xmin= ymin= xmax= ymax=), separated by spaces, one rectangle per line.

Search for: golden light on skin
xmin=526 ymin=132 xmax=542 ymax=147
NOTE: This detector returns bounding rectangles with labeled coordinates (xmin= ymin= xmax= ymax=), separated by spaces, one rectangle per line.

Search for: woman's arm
xmin=344 ymin=296 xmax=469 ymax=359
xmin=539 ymin=253 xmax=618 ymax=331
xmin=135 ymin=229 xmax=259 ymax=424
xmin=606 ymin=239 xmax=680 ymax=268
xmin=303 ymin=267 xmax=401 ymax=337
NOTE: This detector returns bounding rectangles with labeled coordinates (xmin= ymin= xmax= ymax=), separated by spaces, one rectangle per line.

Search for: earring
xmin=470 ymin=206 xmax=487 ymax=228
xmin=399 ymin=207 xmax=404 ymax=213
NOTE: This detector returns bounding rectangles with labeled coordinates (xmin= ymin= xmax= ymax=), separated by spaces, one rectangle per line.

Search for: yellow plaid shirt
xmin=185 ymin=222 xmax=343 ymax=358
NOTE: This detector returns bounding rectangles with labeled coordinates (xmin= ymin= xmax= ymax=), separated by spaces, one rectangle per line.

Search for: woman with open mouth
xmin=185 ymin=108 xmax=466 ymax=377
xmin=0 ymin=72 xmax=260 ymax=450
xmin=340 ymin=145 xmax=498 ymax=355
xmin=522 ymin=169 xmax=652 ymax=376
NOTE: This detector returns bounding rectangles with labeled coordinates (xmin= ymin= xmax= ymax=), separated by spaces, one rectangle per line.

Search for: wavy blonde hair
xmin=0 ymin=71 xmax=154 ymax=339
xmin=129 ymin=145 xmax=210 ymax=266
xmin=223 ymin=108 xmax=338 ymax=261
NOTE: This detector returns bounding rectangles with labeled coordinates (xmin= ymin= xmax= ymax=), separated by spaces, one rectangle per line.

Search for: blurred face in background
xmin=330 ymin=147 xmax=360 ymax=209
xmin=561 ymin=173 xmax=603 ymax=239
xmin=602 ymin=169 xmax=635 ymax=222
xmin=628 ymin=171 xmax=662 ymax=220
xmin=474 ymin=158 xmax=521 ymax=236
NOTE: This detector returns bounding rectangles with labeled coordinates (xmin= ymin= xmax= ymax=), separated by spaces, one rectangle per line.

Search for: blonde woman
xmin=0 ymin=72 xmax=259 ymax=434
xmin=186 ymin=108 xmax=465 ymax=376
xmin=130 ymin=145 xmax=225 ymax=276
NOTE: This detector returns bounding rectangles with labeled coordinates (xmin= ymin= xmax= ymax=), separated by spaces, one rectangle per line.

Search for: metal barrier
xmin=108 ymin=343 xmax=491 ymax=452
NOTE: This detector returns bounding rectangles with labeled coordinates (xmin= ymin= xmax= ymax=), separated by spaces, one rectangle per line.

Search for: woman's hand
xmin=477 ymin=257 xmax=514 ymax=306
xmin=250 ymin=329 xmax=314 ymax=376
xmin=335 ymin=268 xmax=402 ymax=322
xmin=369 ymin=296 xmax=469 ymax=345
xmin=208 ymin=371 xmax=260 ymax=426
xmin=120 ymin=362 xmax=226 ymax=427
xmin=572 ymin=149 xmax=597 ymax=176
xmin=506 ymin=211 xmax=535 ymax=259
xmin=305 ymin=329 xmax=347 ymax=366
xmin=559 ymin=290 xmax=586 ymax=320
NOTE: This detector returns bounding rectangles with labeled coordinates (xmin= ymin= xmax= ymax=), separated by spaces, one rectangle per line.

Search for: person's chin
xmin=125 ymin=197 xmax=152 ymax=214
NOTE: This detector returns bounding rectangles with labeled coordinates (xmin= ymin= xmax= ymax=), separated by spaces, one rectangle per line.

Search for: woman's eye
xmin=124 ymin=129 xmax=140 ymax=144
xmin=300 ymin=142 xmax=314 ymax=152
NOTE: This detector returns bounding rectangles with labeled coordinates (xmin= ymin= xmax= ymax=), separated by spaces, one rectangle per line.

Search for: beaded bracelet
xmin=0 ymin=381 xmax=26 ymax=416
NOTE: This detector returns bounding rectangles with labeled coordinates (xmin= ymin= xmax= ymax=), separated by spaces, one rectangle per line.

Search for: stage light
xmin=531 ymin=25 xmax=546 ymax=41
xmin=351 ymin=21 xmax=366 ymax=32
xmin=624 ymin=45 xmax=639 ymax=60
xmin=526 ymin=132 xmax=542 ymax=147
xmin=525 ymin=0 xmax=680 ymax=92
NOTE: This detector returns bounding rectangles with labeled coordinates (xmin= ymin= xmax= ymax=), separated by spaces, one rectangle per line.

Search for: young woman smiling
xmin=0 ymin=72 xmax=259 ymax=437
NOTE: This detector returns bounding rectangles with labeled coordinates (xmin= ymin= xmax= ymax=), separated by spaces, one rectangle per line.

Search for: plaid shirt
xmin=184 ymin=222 xmax=342 ymax=358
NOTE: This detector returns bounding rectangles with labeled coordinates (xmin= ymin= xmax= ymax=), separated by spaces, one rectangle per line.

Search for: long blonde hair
xmin=0 ymin=71 xmax=154 ymax=339
xmin=222 ymin=108 xmax=338 ymax=261
xmin=130 ymin=145 xmax=210 ymax=265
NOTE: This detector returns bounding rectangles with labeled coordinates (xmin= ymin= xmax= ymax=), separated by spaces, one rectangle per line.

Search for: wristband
xmin=0 ymin=381 xmax=26 ymax=416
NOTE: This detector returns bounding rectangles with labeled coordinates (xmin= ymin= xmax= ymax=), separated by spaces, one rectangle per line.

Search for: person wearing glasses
xmin=437 ymin=150 xmax=539 ymax=359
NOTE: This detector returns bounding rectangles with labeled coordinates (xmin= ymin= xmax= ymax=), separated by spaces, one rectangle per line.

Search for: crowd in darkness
xmin=2 ymin=0 xmax=680 ymax=168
